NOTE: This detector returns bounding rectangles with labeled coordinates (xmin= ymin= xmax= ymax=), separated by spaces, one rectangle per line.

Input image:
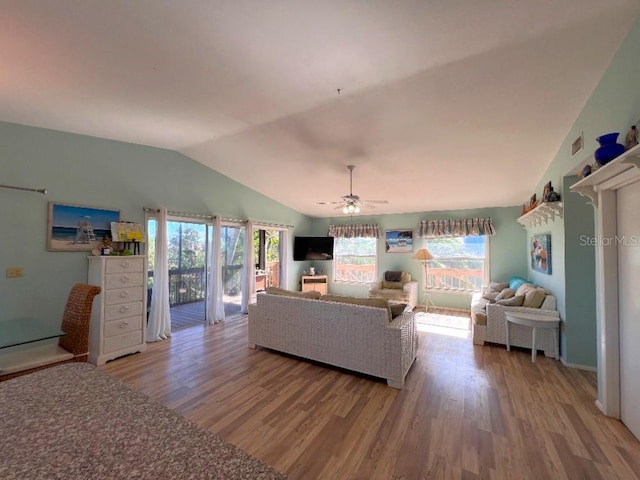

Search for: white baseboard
xmin=560 ymin=356 xmax=597 ymax=372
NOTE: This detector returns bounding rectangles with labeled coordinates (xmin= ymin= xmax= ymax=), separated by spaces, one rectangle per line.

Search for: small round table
xmin=505 ymin=311 xmax=560 ymax=362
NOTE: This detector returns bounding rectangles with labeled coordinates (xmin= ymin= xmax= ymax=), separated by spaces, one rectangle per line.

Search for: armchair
xmin=368 ymin=271 xmax=418 ymax=310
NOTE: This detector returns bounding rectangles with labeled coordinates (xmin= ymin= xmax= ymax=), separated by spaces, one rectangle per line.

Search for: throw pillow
xmin=522 ymin=288 xmax=547 ymax=308
xmin=515 ymin=283 xmax=537 ymax=298
xmin=390 ymin=303 xmax=408 ymax=317
xmin=509 ymin=276 xmax=528 ymax=291
xmin=488 ymin=281 xmax=509 ymax=292
xmin=495 ymin=288 xmax=515 ymax=301
xmin=384 ymin=271 xmax=403 ymax=282
xmin=495 ymin=295 xmax=525 ymax=306
xmin=482 ymin=291 xmax=500 ymax=302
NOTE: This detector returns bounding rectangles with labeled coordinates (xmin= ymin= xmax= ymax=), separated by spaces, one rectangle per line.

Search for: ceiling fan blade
xmin=316 ymin=201 xmax=343 ymax=205
xmin=362 ymin=200 xmax=389 ymax=204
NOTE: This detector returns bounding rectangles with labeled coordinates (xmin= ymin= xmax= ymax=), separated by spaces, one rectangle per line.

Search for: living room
xmin=2 ymin=2 xmax=640 ymax=478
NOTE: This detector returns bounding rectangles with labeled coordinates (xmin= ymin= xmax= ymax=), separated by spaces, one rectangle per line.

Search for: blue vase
xmin=594 ymin=132 xmax=625 ymax=166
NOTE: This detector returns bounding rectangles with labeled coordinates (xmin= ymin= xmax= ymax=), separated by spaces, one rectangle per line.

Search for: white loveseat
xmin=471 ymin=279 xmax=559 ymax=357
xmin=248 ymin=289 xmax=418 ymax=388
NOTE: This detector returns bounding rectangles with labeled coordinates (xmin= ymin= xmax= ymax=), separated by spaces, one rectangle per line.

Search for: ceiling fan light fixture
xmin=343 ymin=202 xmax=359 ymax=214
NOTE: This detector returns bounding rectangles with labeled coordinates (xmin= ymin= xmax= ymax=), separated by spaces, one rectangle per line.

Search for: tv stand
xmin=301 ymin=275 xmax=328 ymax=295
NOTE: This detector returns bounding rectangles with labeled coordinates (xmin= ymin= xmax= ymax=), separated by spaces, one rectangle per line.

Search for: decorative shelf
xmin=517 ymin=202 xmax=563 ymax=229
xmin=570 ymin=143 xmax=640 ymax=207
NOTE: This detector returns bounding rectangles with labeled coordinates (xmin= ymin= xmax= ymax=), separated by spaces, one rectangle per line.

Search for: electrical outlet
xmin=6 ymin=267 xmax=24 ymax=278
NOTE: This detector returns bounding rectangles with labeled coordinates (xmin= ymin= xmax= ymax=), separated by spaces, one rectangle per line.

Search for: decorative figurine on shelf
xmin=626 ymin=126 xmax=638 ymax=150
xmin=542 ymin=181 xmax=561 ymax=202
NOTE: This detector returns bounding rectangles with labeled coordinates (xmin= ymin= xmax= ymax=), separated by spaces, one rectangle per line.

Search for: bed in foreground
xmin=0 ymin=363 xmax=285 ymax=480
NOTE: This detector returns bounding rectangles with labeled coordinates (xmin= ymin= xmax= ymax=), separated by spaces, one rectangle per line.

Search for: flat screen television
xmin=293 ymin=236 xmax=334 ymax=261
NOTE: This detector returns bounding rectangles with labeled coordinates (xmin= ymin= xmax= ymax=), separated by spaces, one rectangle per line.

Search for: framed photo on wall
xmin=385 ymin=229 xmax=414 ymax=253
xmin=47 ymin=202 xmax=120 ymax=252
xmin=531 ymin=233 xmax=552 ymax=274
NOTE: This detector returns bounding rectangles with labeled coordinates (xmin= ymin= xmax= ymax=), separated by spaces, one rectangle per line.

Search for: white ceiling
xmin=2 ymin=1 xmax=640 ymax=217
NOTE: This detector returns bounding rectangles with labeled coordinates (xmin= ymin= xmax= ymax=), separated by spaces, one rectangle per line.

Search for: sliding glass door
xmin=147 ymin=216 xmax=210 ymax=331
xmin=253 ymin=228 xmax=283 ymax=291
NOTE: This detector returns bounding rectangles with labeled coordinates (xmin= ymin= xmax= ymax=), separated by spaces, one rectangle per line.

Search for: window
xmin=333 ymin=237 xmax=377 ymax=284
xmin=425 ymin=236 xmax=488 ymax=292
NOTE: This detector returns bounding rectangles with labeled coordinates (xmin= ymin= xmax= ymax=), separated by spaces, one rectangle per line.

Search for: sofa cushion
xmin=321 ymin=294 xmax=392 ymax=321
xmin=495 ymin=288 xmax=515 ymax=301
xmin=522 ymin=287 xmax=547 ymax=308
xmin=495 ymin=295 xmax=525 ymax=306
xmin=369 ymin=288 xmax=410 ymax=302
xmin=509 ymin=276 xmax=528 ymax=291
xmin=266 ymin=286 xmax=321 ymax=300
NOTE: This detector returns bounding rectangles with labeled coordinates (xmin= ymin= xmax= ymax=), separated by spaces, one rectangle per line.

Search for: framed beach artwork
xmin=531 ymin=233 xmax=552 ymax=274
xmin=385 ymin=229 xmax=414 ymax=253
xmin=47 ymin=202 xmax=120 ymax=252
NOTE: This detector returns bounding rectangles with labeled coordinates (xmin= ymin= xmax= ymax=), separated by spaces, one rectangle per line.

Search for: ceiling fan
xmin=317 ymin=165 xmax=388 ymax=214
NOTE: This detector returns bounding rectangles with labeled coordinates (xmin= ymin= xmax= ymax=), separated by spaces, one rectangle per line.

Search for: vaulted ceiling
xmin=2 ymin=1 xmax=639 ymax=216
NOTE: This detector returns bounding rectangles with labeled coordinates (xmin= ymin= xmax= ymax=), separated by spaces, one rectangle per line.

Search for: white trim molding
xmin=569 ymin=146 xmax=640 ymax=418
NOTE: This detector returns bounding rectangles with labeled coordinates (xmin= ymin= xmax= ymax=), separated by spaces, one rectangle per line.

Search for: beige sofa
xmin=368 ymin=271 xmax=418 ymax=309
xmin=471 ymin=280 xmax=558 ymax=357
xmin=248 ymin=288 xmax=418 ymax=388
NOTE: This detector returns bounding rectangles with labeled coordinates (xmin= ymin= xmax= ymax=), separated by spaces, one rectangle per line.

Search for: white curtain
xmin=279 ymin=229 xmax=289 ymax=289
xmin=147 ymin=208 xmax=171 ymax=342
xmin=242 ymin=220 xmax=255 ymax=312
xmin=207 ymin=216 xmax=225 ymax=324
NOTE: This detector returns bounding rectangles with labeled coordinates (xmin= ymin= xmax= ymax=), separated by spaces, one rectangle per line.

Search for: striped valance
xmin=328 ymin=223 xmax=381 ymax=238
xmin=418 ymin=218 xmax=496 ymax=238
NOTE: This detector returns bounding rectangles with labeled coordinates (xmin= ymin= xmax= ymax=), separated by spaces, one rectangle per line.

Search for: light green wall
xmin=563 ymin=176 xmax=597 ymax=366
xmin=307 ymin=206 xmax=526 ymax=308
xmin=0 ymin=121 xmax=309 ymax=325
xmin=531 ymin=17 xmax=640 ymax=367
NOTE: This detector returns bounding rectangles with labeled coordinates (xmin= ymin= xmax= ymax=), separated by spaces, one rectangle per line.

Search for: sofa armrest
xmin=402 ymin=281 xmax=418 ymax=309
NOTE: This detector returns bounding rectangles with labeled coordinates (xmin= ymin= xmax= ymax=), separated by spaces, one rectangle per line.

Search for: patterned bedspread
xmin=0 ymin=363 xmax=285 ymax=480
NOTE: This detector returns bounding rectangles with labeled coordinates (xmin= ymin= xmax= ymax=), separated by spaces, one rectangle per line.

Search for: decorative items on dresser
xmin=87 ymin=255 xmax=147 ymax=365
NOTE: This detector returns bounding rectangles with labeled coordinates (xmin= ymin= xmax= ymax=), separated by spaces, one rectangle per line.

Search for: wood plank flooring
xmin=100 ymin=316 xmax=640 ymax=479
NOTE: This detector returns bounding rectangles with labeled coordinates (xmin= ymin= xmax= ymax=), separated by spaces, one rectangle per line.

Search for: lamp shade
xmin=412 ymin=248 xmax=433 ymax=261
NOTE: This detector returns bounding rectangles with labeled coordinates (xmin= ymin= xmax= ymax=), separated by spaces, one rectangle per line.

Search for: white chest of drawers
xmin=88 ymin=255 xmax=147 ymax=365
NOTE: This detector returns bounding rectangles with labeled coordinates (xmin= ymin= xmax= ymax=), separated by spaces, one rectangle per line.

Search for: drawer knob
xmin=119 ymin=306 xmax=129 ymax=313
xmin=120 ymin=275 xmax=130 ymax=283
xmin=119 ymin=321 xmax=129 ymax=328
xmin=121 ymin=261 xmax=131 ymax=268
xmin=119 ymin=291 xmax=129 ymax=298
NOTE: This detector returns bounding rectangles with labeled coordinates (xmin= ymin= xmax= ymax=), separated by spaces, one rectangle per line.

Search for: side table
xmin=505 ymin=311 xmax=560 ymax=363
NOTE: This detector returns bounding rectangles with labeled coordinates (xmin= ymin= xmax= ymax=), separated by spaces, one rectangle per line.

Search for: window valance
xmin=328 ymin=223 xmax=381 ymax=238
xmin=418 ymin=218 xmax=496 ymax=238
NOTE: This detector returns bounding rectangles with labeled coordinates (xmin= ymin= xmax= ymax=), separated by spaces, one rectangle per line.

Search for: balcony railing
xmin=149 ymin=262 xmax=281 ymax=307
xmin=334 ymin=264 xmax=483 ymax=292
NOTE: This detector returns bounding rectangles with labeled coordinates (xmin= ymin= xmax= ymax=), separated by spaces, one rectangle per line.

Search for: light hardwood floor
xmin=101 ymin=316 xmax=640 ymax=479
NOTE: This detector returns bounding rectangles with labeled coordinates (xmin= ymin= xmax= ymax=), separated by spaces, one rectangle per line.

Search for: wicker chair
xmin=0 ymin=283 xmax=101 ymax=381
